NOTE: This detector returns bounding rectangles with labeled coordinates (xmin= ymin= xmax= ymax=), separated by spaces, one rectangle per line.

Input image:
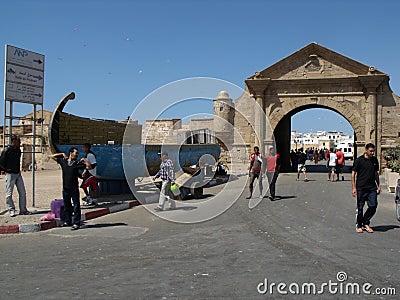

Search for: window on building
xmin=220 ymin=106 xmax=223 ymax=111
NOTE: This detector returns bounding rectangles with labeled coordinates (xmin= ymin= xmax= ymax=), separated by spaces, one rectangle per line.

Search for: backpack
xmin=0 ymin=146 xmax=11 ymax=171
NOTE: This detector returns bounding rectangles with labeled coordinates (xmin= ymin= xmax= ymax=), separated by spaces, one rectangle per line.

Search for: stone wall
xmin=380 ymin=89 xmax=400 ymax=148
xmin=58 ymin=112 xmax=141 ymax=145
xmin=0 ymin=124 xmax=54 ymax=170
xmin=189 ymin=118 xmax=214 ymax=131
xmin=229 ymin=92 xmax=256 ymax=162
xmin=141 ymin=119 xmax=182 ymax=144
xmin=18 ymin=110 xmax=53 ymax=126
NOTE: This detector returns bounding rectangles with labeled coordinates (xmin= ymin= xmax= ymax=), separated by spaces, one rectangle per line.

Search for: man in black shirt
xmin=296 ymin=150 xmax=309 ymax=182
xmin=0 ymin=136 xmax=30 ymax=217
xmin=50 ymin=147 xmax=90 ymax=230
xmin=352 ymin=143 xmax=381 ymax=233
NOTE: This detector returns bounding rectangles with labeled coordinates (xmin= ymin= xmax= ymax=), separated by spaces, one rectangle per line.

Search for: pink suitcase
xmin=50 ymin=199 xmax=65 ymax=220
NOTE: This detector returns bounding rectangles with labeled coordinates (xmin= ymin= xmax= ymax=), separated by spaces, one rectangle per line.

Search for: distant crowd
xmin=290 ymin=147 xmax=346 ymax=182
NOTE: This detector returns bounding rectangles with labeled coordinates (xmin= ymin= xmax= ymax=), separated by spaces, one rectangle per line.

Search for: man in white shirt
xmin=81 ymin=143 xmax=99 ymax=205
xmin=326 ymin=148 xmax=337 ymax=182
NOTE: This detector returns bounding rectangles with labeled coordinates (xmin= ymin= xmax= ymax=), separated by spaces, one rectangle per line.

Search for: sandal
xmin=356 ymin=227 xmax=363 ymax=233
xmin=364 ymin=225 xmax=374 ymax=233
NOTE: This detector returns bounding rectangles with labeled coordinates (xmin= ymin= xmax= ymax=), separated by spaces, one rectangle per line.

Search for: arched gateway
xmin=237 ymin=42 xmax=400 ymax=171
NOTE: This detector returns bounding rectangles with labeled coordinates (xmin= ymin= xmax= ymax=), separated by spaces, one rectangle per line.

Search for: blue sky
xmin=2 ymin=0 xmax=400 ymax=135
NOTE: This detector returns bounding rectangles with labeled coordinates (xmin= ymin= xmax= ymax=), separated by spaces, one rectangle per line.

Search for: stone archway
xmin=272 ymin=103 xmax=361 ymax=171
xmin=238 ymin=43 xmax=400 ymax=170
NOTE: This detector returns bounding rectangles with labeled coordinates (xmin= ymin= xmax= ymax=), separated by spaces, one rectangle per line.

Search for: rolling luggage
xmin=50 ymin=199 xmax=65 ymax=220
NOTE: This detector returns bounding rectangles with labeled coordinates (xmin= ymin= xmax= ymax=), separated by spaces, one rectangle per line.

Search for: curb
xmin=0 ymin=200 xmax=141 ymax=235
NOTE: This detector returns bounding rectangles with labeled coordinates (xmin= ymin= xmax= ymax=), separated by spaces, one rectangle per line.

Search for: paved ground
xmin=0 ymin=161 xmax=398 ymax=299
xmin=0 ymin=169 xmax=134 ymax=226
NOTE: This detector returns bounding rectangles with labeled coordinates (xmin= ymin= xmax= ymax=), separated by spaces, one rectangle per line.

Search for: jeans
xmin=356 ymin=187 xmax=378 ymax=228
xmin=158 ymin=180 xmax=175 ymax=209
xmin=266 ymin=172 xmax=279 ymax=198
xmin=63 ymin=188 xmax=81 ymax=226
xmin=5 ymin=173 xmax=27 ymax=212
xmin=249 ymin=171 xmax=263 ymax=194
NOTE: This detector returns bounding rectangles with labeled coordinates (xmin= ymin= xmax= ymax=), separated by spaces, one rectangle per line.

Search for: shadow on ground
xmin=372 ymin=225 xmax=400 ymax=232
xmin=269 ymin=195 xmax=297 ymax=201
xmin=82 ymin=222 xmax=128 ymax=229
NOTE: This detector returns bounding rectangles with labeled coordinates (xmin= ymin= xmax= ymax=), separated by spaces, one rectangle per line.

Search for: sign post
xmin=4 ymin=45 xmax=45 ymax=207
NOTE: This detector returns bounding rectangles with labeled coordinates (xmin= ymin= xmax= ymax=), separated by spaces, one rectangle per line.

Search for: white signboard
xmin=5 ymin=82 xmax=43 ymax=104
xmin=5 ymin=45 xmax=45 ymax=104
xmin=6 ymin=45 xmax=44 ymax=71
xmin=5 ymin=64 xmax=44 ymax=87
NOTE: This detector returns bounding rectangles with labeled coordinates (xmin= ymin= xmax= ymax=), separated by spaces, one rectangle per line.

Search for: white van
xmin=342 ymin=147 xmax=354 ymax=160
xmin=336 ymin=143 xmax=354 ymax=160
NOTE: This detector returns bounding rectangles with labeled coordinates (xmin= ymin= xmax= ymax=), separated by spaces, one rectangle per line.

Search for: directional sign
xmin=6 ymin=63 xmax=44 ymax=88
xmin=6 ymin=45 xmax=44 ymax=71
xmin=5 ymin=82 xmax=43 ymax=104
xmin=5 ymin=45 xmax=45 ymax=104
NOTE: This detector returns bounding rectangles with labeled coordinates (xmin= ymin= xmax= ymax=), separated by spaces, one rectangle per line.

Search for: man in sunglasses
xmin=50 ymin=148 xmax=91 ymax=230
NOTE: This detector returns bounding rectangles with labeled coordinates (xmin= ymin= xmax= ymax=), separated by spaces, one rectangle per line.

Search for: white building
xmin=290 ymin=130 xmax=354 ymax=153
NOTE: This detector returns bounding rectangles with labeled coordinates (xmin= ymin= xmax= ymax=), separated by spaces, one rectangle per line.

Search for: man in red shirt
xmin=336 ymin=148 xmax=345 ymax=181
xmin=265 ymin=146 xmax=281 ymax=200
xmin=246 ymin=146 xmax=263 ymax=199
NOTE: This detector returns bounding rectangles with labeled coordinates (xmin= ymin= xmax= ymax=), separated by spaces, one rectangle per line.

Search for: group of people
xmin=290 ymin=147 xmax=346 ymax=182
xmin=49 ymin=143 xmax=99 ymax=230
xmin=0 ymin=136 xmax=382 ymax=234
xmin=326 ymin=147 xmax=345 ymax=182
xmin=0 ymin=137 xmax=99 ymax=230
xmin=247 ymin=143 xmax=381 ymax=233
xmin=246 ymin=146 xmax=281 ymax=200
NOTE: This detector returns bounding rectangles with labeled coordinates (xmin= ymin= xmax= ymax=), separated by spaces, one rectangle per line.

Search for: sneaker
xmin=154 ymin=206 xmax=163 ymax=211
xmin=82 ymin=196 xmax=93 ymax=205
xmin=259 ymin=195 xmax=264 ymax=199
xmin=19 ymin=210 xmax=33 ymax=215
xmin=90 ymin=198 xmax=98 ymax=205
xmin=71 ymin=224 xmax=80 ymax=230
xmin=61 ymin=222 xmax=72 ymax=227
xmin=9 ymin=209 xmax=16 ymax=217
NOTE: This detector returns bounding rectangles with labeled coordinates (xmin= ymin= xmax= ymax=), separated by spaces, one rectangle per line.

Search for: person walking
xmin=0 ymin=136 xmax=30 ymax=217
xmin=351 ymin=143 xmax=381 ymax=233
xmin=152 ymin=152 xmax=176 ymax=211
xmin=50 ymin=148 xmax=91 ymax=230
xmin=246 ymin=146 xmax=263 ymax=199
xmin=313 ymin=149 xmax=319 ymax=165
xmin=265 ymin=146 xmax=281 ymax=200
xmin=319 ymin=149 xmax=325 ymax=161
xmin=335 ymin=148 xmax=345 ymax=181
xmin=290 ymin=150 xmax=298 ymax=172
xmin=80 ymin=143 xmax=99 ymax=205
xmin=327 ymin=148 xmax=337 ymax=182
xmin=296 ymin=150 xmax=309 ymax=181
